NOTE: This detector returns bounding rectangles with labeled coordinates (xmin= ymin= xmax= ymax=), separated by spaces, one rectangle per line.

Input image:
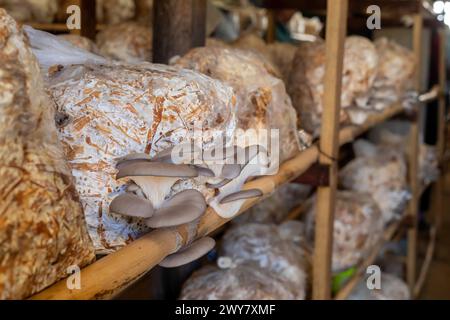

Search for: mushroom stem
xmin=159 ymin=237 xmax=216 ymax=268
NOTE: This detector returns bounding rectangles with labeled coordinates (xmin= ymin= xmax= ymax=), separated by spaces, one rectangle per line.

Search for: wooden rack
xmin=29 ymin=0 xmax=447 ymax=300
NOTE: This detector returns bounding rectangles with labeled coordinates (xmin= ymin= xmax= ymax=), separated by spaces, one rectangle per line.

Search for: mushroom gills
xmin=146 ymin=189 xmax=207 ymax=228
xmin=116 ymin=160 xmax=199 ymax=209
xmin=159 ymin=237 xmax=216 ymax=268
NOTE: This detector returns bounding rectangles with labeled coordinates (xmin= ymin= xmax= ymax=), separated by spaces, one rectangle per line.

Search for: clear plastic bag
xmin=179 ymin=262 xmax=298 ymax=300
xmin=57 ymin=34 xmax=99 ymax=53
xmin=174 ymin=46 xmax=303 ymax=162
xmin=368 ymin=121 xmax=439 ymax=185
xmin=354 ymin=38 xmax=416 ymax=113
xmin=340 ymin=140 xmax=410 ymax=224
xmin=305 ymin=191 xmax=383 ymax=272
xmin=0 ymin=10 xmax=95 ymax=299
xmin=46 ymin=62 xmax=237 ymax=253
xmin=373 ymin=38 xmax=415 ymax=95
xmin=26 ymin=28 xmax=239 ymax=253
xmin=220 ymin=223 xmax=309 ymax=299
xmin=1 ymin=0 xmax=58 ymax=23
xmin=96 ymin=22 xmax=152 ymax=63
xmin=288 ymin=36 xmax=378 ymax=135
xmin=267 ymin=42 xmax=298 ymax=84
xmin=347 ymin=273 xmax=410 ymax=300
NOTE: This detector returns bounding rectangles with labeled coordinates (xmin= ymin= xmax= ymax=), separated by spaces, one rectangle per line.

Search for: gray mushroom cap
xmin=219 ymin=189 xmax=263 ymax=204
xmin=109 ymin=193 xmax=155 ymax=218
xmin=159 ymin=237 xmax=216 ymax=268
xmin=146 ymin=189 xmax=207 ymax=228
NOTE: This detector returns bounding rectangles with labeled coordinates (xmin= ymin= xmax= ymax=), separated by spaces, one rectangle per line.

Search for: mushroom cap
xmin=109 ymin=193 xmax=154 ymax=218
xmin=159 ymin=237 xmax=216 ymax=268
xmin=146 ymin=189 xmax=207 ymax=228
xmin=193 ymin=165 xmax=216 ymax=178
xmin=206 ymin=179 xmax=231 ymax=189
xmin=117 ymin=161 xmax=198 ymax=179
xmin=219 ymin=189 xmax=263 ymax=205
xmin=220 ymin=164 xmax=242 ymax=179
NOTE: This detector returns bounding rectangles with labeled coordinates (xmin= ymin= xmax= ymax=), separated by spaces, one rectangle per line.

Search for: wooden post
xmin=191 ymin=0 xmax=207 ymax=48
xmin=266 ymin=9 xmax=276 ymax=43
xmin=153 ymin=0 xmax=206 ymax=64
xmin=433 ymin=28 xmax=447 ymax=233
xmin=312 ymin=0 xmax=348 ymax=300
xmin=68 ymin=0 xmax=96 ymax=40
xmin=407 ymin=12 xmax=423 ymax=293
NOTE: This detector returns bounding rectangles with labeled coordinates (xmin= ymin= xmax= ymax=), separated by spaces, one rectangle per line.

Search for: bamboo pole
xmin=266 ymin=9 xmax=276 ymax=43
xmin=312 ymin=0 xmax=348 ymax=300
xmin=153 ymin=0 xmax=206 ymax=64
xmin=413 ymin=227 xmax=437 ymax=298
xmin=407 ymin=12 xmax=424 ymax=293
xmin=433 ymin=28 xmax=447 ymax=233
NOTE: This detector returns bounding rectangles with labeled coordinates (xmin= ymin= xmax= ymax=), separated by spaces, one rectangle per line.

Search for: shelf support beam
xmin=69 ymin=0 xmax=96 ymax=40
xmin=153 ymin=0 xmax=206 ymax=64
xmin=433 ymin=28 xmax=447 ymax=234
xmin=312 ymin=0 xmax=348 ymax=300
xmin=407 ymin=12 xmax=424 ymax=293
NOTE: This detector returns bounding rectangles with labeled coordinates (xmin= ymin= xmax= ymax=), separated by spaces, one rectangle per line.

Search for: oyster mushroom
xmin=116 ymin=161 xmax=198 ymax=209
xmin=146 ymin=190 xmax=207 ymax=228
xmin=159 ymin=237 xmax=216 ymax=268
xmin=209 ymin=146 xmax=270 ymax=218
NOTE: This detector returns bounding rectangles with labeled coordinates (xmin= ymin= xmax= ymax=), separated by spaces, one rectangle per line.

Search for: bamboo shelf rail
xmin=26 ymin=0 xmax=447 ymax=300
